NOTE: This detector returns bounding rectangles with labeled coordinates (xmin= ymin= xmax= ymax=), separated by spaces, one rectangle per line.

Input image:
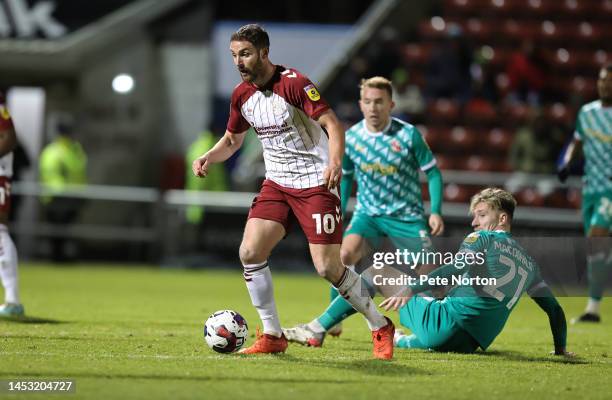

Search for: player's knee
xmin=239 ymin=244 xmax=267 ymax=265
xmin=340 ymin=248 xmax=358 ymax=266
xmin=313 ymin=257 xmax=342 ymax=281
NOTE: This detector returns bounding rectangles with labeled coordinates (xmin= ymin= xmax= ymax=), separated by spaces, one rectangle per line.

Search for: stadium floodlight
xmin=112 ymin=74 xmax=135 ymax=94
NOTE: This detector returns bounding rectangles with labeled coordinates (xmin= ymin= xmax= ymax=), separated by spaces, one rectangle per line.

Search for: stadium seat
xmin=418 ymin=19 xmax=448 ymax=41
xmin=523 ymin=0 xmax=559 ymax=19
xmin=449 ymin=126 xmax=478 ymax=152
xmin=516 ymin=188 xmax=546 ymax=207
xmin=545 ymin=103 xmax=573 ymax=126
xmin=486 ymin=128 xmax=513 ymax=154
xmin=502 ymin=103 xmax=531 ymax=127
xmin=443 ymin=183 xmax=473 ymax=203
xmin=566 ymin=187 xmax=581 ymax=209
xmin=428 ymin=99 xmax=461 ymax=125
xmin=463 ymin=18 xmax=495 ymax=41
xmin=464 ymin=99 xmax=498 ymax=127
xmin=500 ymin=20 xmax=539 ymax=43
xmin=545 ymin=189 xmax=572 ymax=209
xmin=400 ymin=43 xmax=432 ymax=66
xmin=571 ymin=76 xmax=598 ymax=99
xmin=463 ymin=155 xmax=494 ymax=171
xmin=434 ymin=154 xmax=456 ymax=171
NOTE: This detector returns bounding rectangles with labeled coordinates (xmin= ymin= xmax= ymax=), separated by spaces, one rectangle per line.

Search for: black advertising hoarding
xmin=0 ymin=0 xmax=134 ymax=39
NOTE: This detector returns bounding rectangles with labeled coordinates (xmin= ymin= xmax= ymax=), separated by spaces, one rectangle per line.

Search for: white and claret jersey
xmin=574 ymin=100 xmax=612 ymax=195
xmin=342 ymin=118 xmax=436 ymax=221
xmin=227 ymin=65 xmax=331 ymax=189
xmin=0 ymin=105 xmax=13 ymax=213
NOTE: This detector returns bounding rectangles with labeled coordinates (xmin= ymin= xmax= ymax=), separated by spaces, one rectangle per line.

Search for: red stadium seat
xmin=443 ymin=0 xmax=476 ymax=17
xmin=486 ymin=128 xmax=513 ymax=154
xmin=545 ymin=190 xmax=572 ymax=209
xmin=434 ymin=154 xmax=456 ymax=171
xmin=545 ymin=103 xmax=573 ymax=126
xmin=567 ymin=188 xmax=581 ymax=209
xmin=428 ymin=99 xmax=461 ymax=125
xmin=502 ymin=103 xmax=531 ymax=127
xmin=464 ymin=155 xmax=495 ymax=171
xmin=444 ymin=183 xmax=473 ymax=203
xmin=418 ymin=19 xmax=448 ymax=41
xmin=516 ymin=188 xmax=546 ymax=207
xmin=571 ymin=76 xmax=598 ymax=99
xmin=524 ymin=0 xmax=559 ymax=19
xmin=463 ymin=18 xmax=496 ymax=41
xmin=400 ymin=43 xmax=432 ymax=66
xmin=464 ymin=99 xmax=498 ymax=127
xmin=449 ymin=126 xmax=478 ymax=152
xmin=500 ymin=20 xmax=539 ymax=43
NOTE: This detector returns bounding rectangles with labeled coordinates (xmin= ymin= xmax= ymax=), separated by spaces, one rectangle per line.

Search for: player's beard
xmin=239 ymin=58 xmax=264 ymax=83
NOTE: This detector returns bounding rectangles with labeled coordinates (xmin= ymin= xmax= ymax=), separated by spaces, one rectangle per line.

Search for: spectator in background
xmin=231 ymin=127 xmax=264 ymax=192
xmin=392 ymin=68 xmax=425 ymax=122
xmin=9 ymin=140 xmax=30 ymax=223
xmin=506 ymin=111 xmax=564 ymax=196
xmin=331 ymin=57 xmax=370 ymax=123
xmin=39 ymin=116 xmax=87 ymax=262
xmin=506 ymin=40 xmax=549 ymax=106
xmin=425 ymin=24 xmax=473 ymax=104
xmin=184 ymin=129 xmax=228 ymax=224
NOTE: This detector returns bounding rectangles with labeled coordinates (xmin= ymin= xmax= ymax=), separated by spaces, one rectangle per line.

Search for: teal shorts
xmin=582 ymin=192 xmax=612 ymax=234
xmin=344 ymin=212 xmax=433 ymax=253
xmin=398 ymin=295 xmax=479 ymax=353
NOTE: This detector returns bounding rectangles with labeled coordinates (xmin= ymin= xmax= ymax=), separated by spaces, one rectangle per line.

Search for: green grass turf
xmin=1 ymin=263 xmax=610 ymax=399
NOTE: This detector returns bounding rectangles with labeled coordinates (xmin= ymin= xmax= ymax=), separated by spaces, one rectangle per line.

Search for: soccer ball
xmin=204 ymin=310 xmax=248 ymax=353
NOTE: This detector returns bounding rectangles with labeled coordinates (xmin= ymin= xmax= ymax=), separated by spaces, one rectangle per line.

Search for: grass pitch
xmin=1 ymin=263 xmax=610 ymax=399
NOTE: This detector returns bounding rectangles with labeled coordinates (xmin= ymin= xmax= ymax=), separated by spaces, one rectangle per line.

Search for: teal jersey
xmin=574 ymin=100 xmax=612 ymax=196
xmin=445 ymin=230 xmax=547 ymax=349
xmin=342 ymin=118 xmax=436 ymax=221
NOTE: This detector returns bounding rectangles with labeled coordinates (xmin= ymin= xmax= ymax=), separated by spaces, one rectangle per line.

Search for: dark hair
xmin=230 ymin=24 xmax=269 ymax=49
xmin=603 ymin=64 xmax=612 ymax=72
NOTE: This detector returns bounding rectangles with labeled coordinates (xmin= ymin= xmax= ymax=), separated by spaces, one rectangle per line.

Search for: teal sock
xmin=587 ymin=253 xmax=609 ymax=301
xmin=317 ymin=295 xmax=357 ymax=330
xmin=330 ymin=286 xmax=340 ymax=303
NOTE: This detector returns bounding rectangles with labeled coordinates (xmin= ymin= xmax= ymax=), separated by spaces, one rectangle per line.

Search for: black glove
xmin=557 ymin=165 xmax=570 ymax=183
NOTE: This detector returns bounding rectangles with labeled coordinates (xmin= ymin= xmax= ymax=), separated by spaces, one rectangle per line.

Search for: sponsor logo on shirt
xmin=304 ymin=84 xmax=321 ymax=101
xmin=0 ymin=106 xmax=10 ymax=120
xmin=463 ymin=232 xmax=480 ymax=244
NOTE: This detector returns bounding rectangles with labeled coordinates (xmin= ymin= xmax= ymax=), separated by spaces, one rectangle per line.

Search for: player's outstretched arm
xmin=557 ymin=138 xmax=581 ymax=183
xmin=192 ymin=129 xmax=246 ymax=178
xmin=317 ymin=110 xmax=344 ymax=190
xmin=425 ymin=166 xmax=444 ymax=235
xmin=529 ymin=284 xmax=572 ymax=356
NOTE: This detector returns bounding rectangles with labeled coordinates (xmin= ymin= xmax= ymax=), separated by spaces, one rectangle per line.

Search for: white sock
xmin=335 ymin=267 xmax=387 ymax=331
xmin=0 ymin=230 xmax=19 ymax=304
xmin=585 ymin=298 xmax=601 ymax=315
xmin=243 ymin=261 xmax=281 ymax=337
xmin=307 ymin=318 xmax=326 ymax=333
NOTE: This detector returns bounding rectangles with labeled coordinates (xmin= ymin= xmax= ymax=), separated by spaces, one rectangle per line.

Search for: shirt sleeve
xmin=284 ymin=70 xmax=330 ymax=120
xmin=411 ymin=127 xmax=437 ymax=172
xmin=226 ymin=89 xmax=251 ymax=134
xmin=573 ymin=108 xmax=584 ymax=141
xmin=458 ymin=231 xmax=488 ymax=254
